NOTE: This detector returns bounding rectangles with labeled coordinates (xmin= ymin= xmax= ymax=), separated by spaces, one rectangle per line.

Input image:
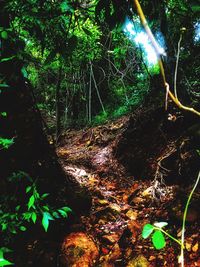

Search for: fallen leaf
xmin=102 ymin=234 xmax=120 ymax=244
xmin=149 ymin=255 xmax=156 ymax=261
xmin=186 ymin=242 xmax=192 ymax=251
xmin=192 ymin=242 xmax=198 ymax=252
xmin=98 ymin=199 xmax=109 ymax=205
xmin=126 ymin=210 xmax=138 ymax=220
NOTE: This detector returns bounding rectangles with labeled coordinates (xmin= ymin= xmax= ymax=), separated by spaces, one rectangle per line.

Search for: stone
xmin=61 ymin=232 xmax=99 ymax=267
xmin=127 ymin=255 xmax=149 ymax=267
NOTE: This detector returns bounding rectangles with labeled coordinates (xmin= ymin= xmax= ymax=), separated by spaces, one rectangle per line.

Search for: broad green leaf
xmin=52 ymin=211 xmax=60 ymax=218
xmin=61 ymin=206 xmax=72 ymax=213
xmin=15 ymin=205 xmax=20 ymax=211
xmin=0 ymin=248 xmax=12 ymax=253
xmin=42 ymin=212 xmax=54 ymax=232
xmin=21 ymin=67 xmax=28 ymax=78
xmin=0 ymin=112 xmax=7 ymax=117
xmin=42 ymin=205 xmax=49 ymax=211
xmin=28 ymin=195 xmax=35 ymax=210
xmin=0 ymin=84 xmax=9 ymax=88
xmin=153 ymin=222 xmax=168 ymax=228
xmin=0 ymin=258 xmax=14 ymax=266
xmin=60 ymin=1 xmax=69 ymax=12
xmin=152 ymin=230 xmax=166 ymax=250
xmin=23 ymin=212 xmax=32 ymax=220
xmin=10 ymin=229 xmax=17 ymax=234
xmin=41 ymin=193 xmax=49 ymax=199
xmin=191 ymin=5 xmax=200 ymax=12
xmin=58 ymin=209 xmax=68 ymax=218
xmin=26 ymin=186 xmax=32 ymax=193
xmin=0 ymin=138 xmax=14 ymax=149
xmin=2 ymin=223 xmax=7 ymax=231
xmin=31 ymin=212 xmax=37 ymax=224
xmin=1 ymin=31 xmax=8 ymax=39
xmin=142 ymin=224 xmax=154 ymax=239
xmin=20 ymin=226 xmax=26 ymax=231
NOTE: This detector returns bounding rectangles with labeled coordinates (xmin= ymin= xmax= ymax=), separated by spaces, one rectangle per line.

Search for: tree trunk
xmin=56 ymin=65 xmax=62 ymax=142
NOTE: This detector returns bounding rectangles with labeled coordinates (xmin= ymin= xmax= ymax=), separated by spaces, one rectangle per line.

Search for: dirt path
xmin=57 ymin=113 xmax=200 ymax=267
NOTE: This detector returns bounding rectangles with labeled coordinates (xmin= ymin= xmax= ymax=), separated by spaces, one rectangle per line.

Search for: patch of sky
xmin=194 ymin=21 xmax=200 ymax=43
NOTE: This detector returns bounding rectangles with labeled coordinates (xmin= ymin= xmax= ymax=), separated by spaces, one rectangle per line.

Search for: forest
xmin=0 ymin=0 xmax=200 ymax=266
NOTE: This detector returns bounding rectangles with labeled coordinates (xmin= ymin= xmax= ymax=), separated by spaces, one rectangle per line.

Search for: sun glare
xmin=123 ymin=18 xmax=166 ymax=66
xmin=194 ymin=21 xmax=200 ymax=43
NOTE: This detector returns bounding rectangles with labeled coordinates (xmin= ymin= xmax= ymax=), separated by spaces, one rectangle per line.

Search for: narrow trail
xmin=56 ymin=112 xmax=200 ymax=267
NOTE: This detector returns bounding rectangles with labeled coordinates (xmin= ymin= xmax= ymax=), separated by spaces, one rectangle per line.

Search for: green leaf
xmin=58 ymin=209 xmax=68 ymax=218
xmin=0 ymin=112 xmax=7 ymax=117
xmin=153 ymin=222 xmax=168 ymax=228
xmin=61 ymin=206 xmax=72 ymax=213
xmin=31 ymin=212 xmax=37 ymax=224
xmin=52 ymin=211 xmax=60 ymax=218
xmin=142 ymin=224 xmax=154 ymax=239
xmin=1 ymin=223 xmax=7 ymax=231
xmin=152 ymin=230 xmax=166 ymax=250
xmin=20 ymin=226 xmax=26 ymax=231
xmin=21 ymin=67 xmax=28 ymax=78
xmin=0 ymin=138 xmax=14 ymax=149
xmin=23 ymin=212 xmax=32 ymax=220
xmin=0 ymin=259 xmax=14 ymax=266
xmin=42 ymin=212 xmax=54 ymax=232
xmin=28 ymin=195 xmax=35 ymax=210
xmin=10 ymin=229 xmax=17 ymax=234
xmin=191 ymin=5 xmax=200 ymax=12
xmin=1 ymin=31 xmax=8 ymax=39
xmin=0 ymin=56 xmax=15 ymax=62
xmin=26 ymin=186 xmax=32 ymax=193
xmin=41 ymin=193 xmax=49 ymax=199
xmin=0 ymin=248 xmax=12 ymax=254
xmin=0 ymin=84 xmax=9 ymax=88
xmin=15 ymin=205 xmax=21 ymax=211
xmin=42 ymin=205 xmax=49 ymax=211
xmin=60 ymin=1 xmax=69 ymax=12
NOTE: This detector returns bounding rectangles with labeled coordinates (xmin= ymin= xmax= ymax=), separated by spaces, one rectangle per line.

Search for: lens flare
xmin=123 ymin=18 xmax=166 ymax=66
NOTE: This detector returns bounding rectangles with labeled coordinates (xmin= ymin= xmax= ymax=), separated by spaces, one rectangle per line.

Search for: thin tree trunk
xmin=89 ymin=62 xmax=92 ymax=123
xmin=56 ymin=65 xmax=62 ymax=142
xmin=91 ymin=63 xmax=106 ymax=114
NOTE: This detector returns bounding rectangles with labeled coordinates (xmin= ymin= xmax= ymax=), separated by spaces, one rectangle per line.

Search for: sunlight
xmin=123 ymin=18 xmax=166 ymax=66
xmin=194 ymin=21 xmax=200 ymax=43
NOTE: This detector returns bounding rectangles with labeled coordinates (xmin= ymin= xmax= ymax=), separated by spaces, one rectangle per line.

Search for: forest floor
xmin=56 ymin=110 xmax=200 ymax=267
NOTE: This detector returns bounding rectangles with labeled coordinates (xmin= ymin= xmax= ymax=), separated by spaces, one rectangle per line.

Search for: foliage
xmin=142 ymin=222 xmax=167 ymax=250
xmin=0 ymin=138 xmax=14 ymax=149
xmin=142 ymin=170 xmax=200 ymax=265
xmin=0 ymin=172 xmax=72 ymax=237
xmin=0 ymin=248 xmax=13 ymax=266
xmin=142 ymin=221 xmax=183 ymax=250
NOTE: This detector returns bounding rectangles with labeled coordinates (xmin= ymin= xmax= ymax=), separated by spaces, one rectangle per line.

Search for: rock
xmin=61 ymin=232 xmax=99 ymax=267
xmin=127 ymin=255 xmax=149 ymax=267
